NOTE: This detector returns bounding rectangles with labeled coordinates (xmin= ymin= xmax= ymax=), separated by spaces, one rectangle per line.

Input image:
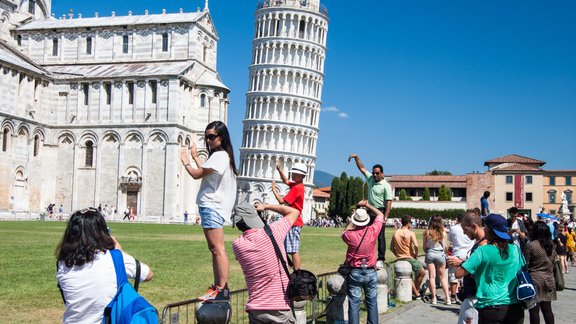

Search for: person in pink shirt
xmin=233 ymin=202 xmax=299 ymax=324
xmin=341 ymin=200 xmax=384 ymax=324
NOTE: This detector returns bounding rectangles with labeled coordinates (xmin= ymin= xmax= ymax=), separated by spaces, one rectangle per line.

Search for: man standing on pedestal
xmin=348 ymin=153 xmax=392 ymax=269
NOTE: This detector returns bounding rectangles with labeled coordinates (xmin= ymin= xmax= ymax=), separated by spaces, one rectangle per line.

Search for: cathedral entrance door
xmin=127 ymin=190 xmax=138 ymax=216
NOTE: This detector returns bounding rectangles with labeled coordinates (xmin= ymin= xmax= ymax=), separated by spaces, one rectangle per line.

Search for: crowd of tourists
xmin=52 ymin=122 xmax=571 ymax=324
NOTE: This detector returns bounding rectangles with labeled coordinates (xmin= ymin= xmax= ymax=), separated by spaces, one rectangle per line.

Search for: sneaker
xmin=431 ymin=298 xmax=437 ymax=305
xmin=198 ymin=285 xmax=219 ymax=301
xmin=213 ymin=287 xmax=230 ymax=301
xmin=413 ymin=295 xmax=422 ymax=301
xmin=450 ymin=294 xmax=457 ymax=304
xmin=446 ymin=299 xmax=452 ymax=306
xmin=376 ymin=260 xmax=384 ymax=270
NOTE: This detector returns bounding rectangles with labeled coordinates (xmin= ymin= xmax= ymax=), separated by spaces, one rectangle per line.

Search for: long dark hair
xmin=485 ymin=226 xmax=509 ymax=259
xmin=205 ymin=121 xmax=238 ymax=175
xmin=55 ymin=208 xmax=114 ymax=267
xmin=426 ymin=215 xmax=444 ymax=242
xmin=530 ymin=221 xmax=554 ymax=257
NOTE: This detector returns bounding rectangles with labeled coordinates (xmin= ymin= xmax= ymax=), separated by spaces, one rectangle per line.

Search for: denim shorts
xmin=199 ymin=207 xmax=225 ymax=229
xmin=425 ymin=249 xmax=446 ymax=266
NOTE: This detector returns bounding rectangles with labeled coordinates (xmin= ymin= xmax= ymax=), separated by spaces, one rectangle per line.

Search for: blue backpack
xmin=103 ymin=249 xmax=158 ymax=324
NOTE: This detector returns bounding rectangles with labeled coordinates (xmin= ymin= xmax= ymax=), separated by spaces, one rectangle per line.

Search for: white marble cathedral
xmin=237 ymin=0 xmax=328 ymax=223
xmin=0 ymin=0 xmax=229 ymax=221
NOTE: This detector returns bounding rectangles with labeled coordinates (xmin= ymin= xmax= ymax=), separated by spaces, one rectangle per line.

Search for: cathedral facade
xmin=0 ymin=0 xmax=229 ymax=220
xmin=237 ymin=0 xmax=328 ymax=222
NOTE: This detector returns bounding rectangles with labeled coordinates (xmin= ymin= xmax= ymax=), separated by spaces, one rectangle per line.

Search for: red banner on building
xmin=514 ymin=175 xmax=524 ymax=208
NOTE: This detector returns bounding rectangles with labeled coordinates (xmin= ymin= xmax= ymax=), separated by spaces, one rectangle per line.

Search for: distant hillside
xmin=313 ymin=170 xmax=334 ymax=188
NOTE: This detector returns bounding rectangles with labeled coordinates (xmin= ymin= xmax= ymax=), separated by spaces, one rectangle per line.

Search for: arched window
xmin=2 ymin=128 xmax=9 ymax=152
xmin=565 ymin=190 xmax=573 ymax=204
xmin=86 ymin=36 xmax=92 ymax=54
xmin=122 ymin=35 xmax=129 ymax=54
xmin=52 ymin=38 xmax=58 ymax=56
xmin=548 ymin=190 xmax=557 ymax=204
xmin=28 ymin=0 xmax=36 ymax=14
xmin=200 ymin=94 xmax=206 ymax=107
xmin=33 ymin=135 xmax=40 ymax=156
xmin=299 ymin=19 xmax=306 ymax=38
xmin=162 ymin=32 xmax=169 ymax=52
xmin=85 ymin=140 xmax=94 ymax=167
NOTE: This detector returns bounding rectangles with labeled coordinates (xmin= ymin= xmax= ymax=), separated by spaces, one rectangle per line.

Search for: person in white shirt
xmin=448 ymin=212 xmax=475 ymax=303
xmin=56 ymin=208 xmax=153 ymax=324
xmin=181 ymin=121 xmax=238 ymax=301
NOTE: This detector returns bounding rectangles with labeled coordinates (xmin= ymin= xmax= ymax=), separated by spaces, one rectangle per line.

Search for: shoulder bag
xmin=553 ymin=252 xmax=564 ymax=291
xmin=338 ymin=227 xmax=369 ymax=276
xmin=264 ymin=225 xmax=318 ymax=301
xmin=516 ymin=245 xmax=536 ymax=305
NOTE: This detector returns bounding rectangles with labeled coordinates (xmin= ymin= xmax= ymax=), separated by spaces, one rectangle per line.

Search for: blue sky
xmin=51 ymin=1 xmax=576 ymax=177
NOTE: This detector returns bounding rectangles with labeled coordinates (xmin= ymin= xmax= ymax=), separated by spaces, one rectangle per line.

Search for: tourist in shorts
xmin=271 ymin=162 xmax=306 ymax=270
xmin=391 ymin=214 xmax=425 ymax=299
xmin=423 ymin=215 xmax=451 ymax=305
xmin=181 ymin=121 xmax=237 ymax=301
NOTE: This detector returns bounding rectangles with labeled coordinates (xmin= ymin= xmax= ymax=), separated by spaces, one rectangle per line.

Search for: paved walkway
xmin=381 ymin=266 xmax=576 ymax=323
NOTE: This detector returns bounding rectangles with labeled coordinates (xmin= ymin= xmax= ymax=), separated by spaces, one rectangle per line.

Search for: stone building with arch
xmin=237 ymin=0 xmax=328 ymax=222
xmin=0 ymin=1 xmax=229 ymax=220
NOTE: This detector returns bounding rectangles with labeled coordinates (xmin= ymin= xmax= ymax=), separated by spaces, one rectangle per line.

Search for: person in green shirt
xmin=348 ymin=153 xmax=392 ymax=270
xmin=455 ymin=214 xmax=525 ymax=324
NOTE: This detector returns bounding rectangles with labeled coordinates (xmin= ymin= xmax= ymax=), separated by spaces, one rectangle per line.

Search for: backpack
xmin=286 ymin=269 xmax=318 ymax=301
xmin=264 ymin=226 xmax=318 ymax=301
xmin=103 ymin=249 xmax=158 ymax=324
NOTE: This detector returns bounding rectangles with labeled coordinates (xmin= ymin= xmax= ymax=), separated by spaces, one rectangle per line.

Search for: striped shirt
xmin=233 ymin=217 xmax=292 ymax=311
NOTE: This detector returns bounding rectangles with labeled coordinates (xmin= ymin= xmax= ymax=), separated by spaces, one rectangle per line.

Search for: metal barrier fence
xmin=161 ymin=271 xmax=337 ymax=324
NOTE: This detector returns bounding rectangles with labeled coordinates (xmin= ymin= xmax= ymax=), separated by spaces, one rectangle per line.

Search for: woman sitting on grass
xmin=56 ymin=208 xmax=153 ymax=323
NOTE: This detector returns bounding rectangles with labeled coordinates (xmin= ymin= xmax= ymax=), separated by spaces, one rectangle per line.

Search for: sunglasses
xmin=205 ymin=134 xmax=219 ymax=141
xmin=80 ymin=207 xmax=98 ymax=214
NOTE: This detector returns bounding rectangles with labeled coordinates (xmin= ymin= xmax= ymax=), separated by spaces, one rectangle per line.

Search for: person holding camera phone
xmin=341 ymin=200 xmax=384 ymax=324
xmin=232 ymin=202 xmax=299 ymax=324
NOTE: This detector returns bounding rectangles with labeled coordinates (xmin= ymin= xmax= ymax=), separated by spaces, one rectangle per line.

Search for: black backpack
xmin=264 ymin=226 xmax=318 ymax=301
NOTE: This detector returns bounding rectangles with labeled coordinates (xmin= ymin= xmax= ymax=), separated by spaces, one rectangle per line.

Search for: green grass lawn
xmin=0 ymin=221 xmax=424 ymax=323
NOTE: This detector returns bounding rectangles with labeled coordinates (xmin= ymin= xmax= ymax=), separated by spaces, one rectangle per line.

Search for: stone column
xmin=377 ymin=268 xmax=389 ymax=313
xmin=326 ymin=274 xmax=348 ymax=323
xmin=394 ymin=260 xmax=413 ymax=303
xmin=293 ymin=300 xmax=307 ymax=324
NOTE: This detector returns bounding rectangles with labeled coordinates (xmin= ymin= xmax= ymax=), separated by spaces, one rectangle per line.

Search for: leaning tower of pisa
xmin=237 ymin=0 xmax=328 ymax=222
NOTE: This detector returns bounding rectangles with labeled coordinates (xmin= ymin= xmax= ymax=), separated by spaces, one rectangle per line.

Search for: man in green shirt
xmin=348 ymin=153 xmax=393 ymax=269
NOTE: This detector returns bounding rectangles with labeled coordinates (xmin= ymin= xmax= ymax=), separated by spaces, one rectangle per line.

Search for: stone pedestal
xmin=326 ymin=274 xmax=348 ymax=323
xmin=394 ymin=260 xmax=413 ymax=302
xmin=293 ymin=300 xmax=307 ymax=324
xmin=377 ymin=268 xmax=389 ymax=313
xmin=196 ymin=301 xmax=231 ymax=324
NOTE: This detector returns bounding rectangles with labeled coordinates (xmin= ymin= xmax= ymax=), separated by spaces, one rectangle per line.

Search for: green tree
xmin=328 ymin=177 xmax=342 ymax=217
xmin=438 ymin=185 xmax=452 ymax=201
xmin=338 ymin=172 xmax=349 ymax=218
xmin=426 ymin=170 xmax=452 ymax=175
xmin=399 ymin=189 xmax=411 ymax=201
xmin=422 ymin=187 xmax=431 ymax=201
xmin=350 ymin=177 xmax=364 ymax=206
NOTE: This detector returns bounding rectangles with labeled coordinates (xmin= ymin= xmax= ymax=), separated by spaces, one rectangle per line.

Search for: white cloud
xmin=337 ymin=112 xmax=349 ymax=119
xmin=322 ymin=106 xmax=339 ymax=112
